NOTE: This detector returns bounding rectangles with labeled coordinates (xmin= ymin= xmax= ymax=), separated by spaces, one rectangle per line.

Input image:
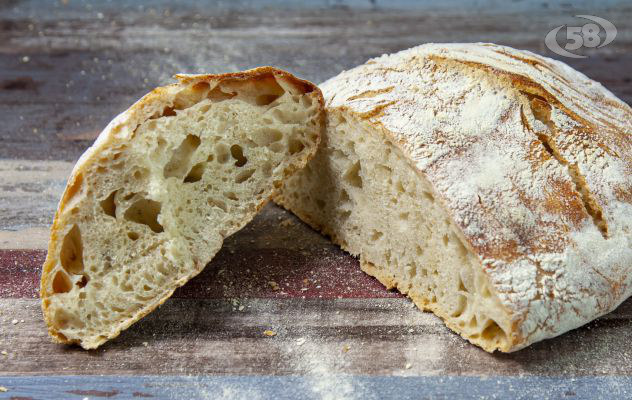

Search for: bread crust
xmin=276 ymin=43 xmax=632 ymax=351
xmin=41 ymin=67 xmax=324 ymax=348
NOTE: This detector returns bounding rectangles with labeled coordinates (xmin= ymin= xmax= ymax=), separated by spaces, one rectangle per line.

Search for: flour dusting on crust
xmin=320 ymin=43 xmax=632 ymax=350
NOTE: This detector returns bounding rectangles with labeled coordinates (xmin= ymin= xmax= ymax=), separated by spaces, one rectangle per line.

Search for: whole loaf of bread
xmin=276 ymin=43 xmax=632 ymax=352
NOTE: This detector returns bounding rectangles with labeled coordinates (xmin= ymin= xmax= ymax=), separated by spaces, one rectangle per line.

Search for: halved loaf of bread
xmin=41 ymin=67 xmax=323 ymax=349
xmin=275 ymin=43 xmax=632 ymax=352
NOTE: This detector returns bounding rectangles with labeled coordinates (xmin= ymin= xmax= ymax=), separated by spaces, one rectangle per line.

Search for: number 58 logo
xmin=545 ymin=15 xmax=617 ymax=58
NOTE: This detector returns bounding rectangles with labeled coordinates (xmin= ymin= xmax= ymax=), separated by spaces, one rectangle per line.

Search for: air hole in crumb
xmin=208 ymin=198 xmax=227 ymax=212
xmin=340 ymin=189 xmax=350 ymax=203
xmin=423 ymin=191 xmax=434 ymax=202
xmin=52 ymin=270 xmax=72 ymax=293
xmin=316 ymin=199 xmax=326 ymax=209
xmin=215 ymin=143 xmax=230 ymax=164
xmin=224 ymin=192 xmax=238 ymax=201
xmin=164 ymin=134 xmax=201 ymax=179
xmin=235 ymin=169 xmax=255 ymax=183
xmin=451 ymin=295 xmax=467 ymax=318
xmin=77 ymin=275 xmax=89 ymax=288
xmin=100 ymin=190 xmax=117 ymax=218
xmin=344 ymin=161 xmax=363 ymax=188
xmin=192 ymin=81 xmax=210 ymax=94
xmin=288 ymin=138 xmax=305 ymax=155
xmin=60 ymin=225 xmax=84 ymax=274
xmin=253 ymin=128 xmax=283 ymax=146
xmin=198 ymin=104 xmax=211 ymax=114
xmin=301 ymin=96 xmax=313 ymax=108
xmin=156 ymin=137 xmax=167 ymax=152
xmin=184 ymin=162 xmax=205 ymax=183
xmin=132 ymin=168 xmax=148 ymax=181
xmin=399 ymin=212 xmax=409 ymax=220
xmin=481 ymin=320 xmax=504 ymax=341
xmin=208 ymin=85 xmax=236 ymax=102
xmin=124 ymin=198 xmax=164 ymax=233
xmin=230 ymin=145 xmax=247 ymax=167
xmin=442 ymin=234 xmax=449 ymax=246
xmin=269 ymin=142 xmax=285 ymax=153
xmin=370 ymin=230 xmax=383 ymax=241
xmin=162 ymin=106 xmax=177 ymax=117
xmin=127 ymin=232 xmax=139 ymax=241
xmin=256 ymin=93 xmax=281 ymax=106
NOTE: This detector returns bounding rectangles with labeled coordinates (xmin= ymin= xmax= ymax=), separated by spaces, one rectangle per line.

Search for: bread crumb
xmin=405 ymin=363 xmax=412 ymax=369
xmin=0 ymin=386 xmax=7 ymax=392
xmin=408 ymin=328 xmax=414 ymax=333
xmin=11 ymin=319 xmax=18 ymax=325
xmin=279 ymin=218 xmax=294 ymax=228
xmin=296 ymin=337 xmax=306 ymax=346
xmin=238 ymin=305 xmax=245 ymax=311
xmin=1 ymin=351 xmax=7 ymax=356
xmin=263 ymin=330 xmax=277 ymax=337
xmin=268 ymin=281 xmax=280 ymax=291
xmin=342 ymin=345 xmax=350 ymax=353
xmin=142 ymin=342 xmax=148 ymax=347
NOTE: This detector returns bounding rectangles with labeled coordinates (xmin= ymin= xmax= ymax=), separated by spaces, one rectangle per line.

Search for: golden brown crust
xmin=41 ymin=67 xmax=324 ymax=348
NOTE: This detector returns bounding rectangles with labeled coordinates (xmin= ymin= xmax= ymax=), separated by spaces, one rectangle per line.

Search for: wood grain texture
xmin=0 ymin=160 xmax=72 ymax=234
xmin=1 ymin=298 xmax=631 ymax=377
xmin=1 ymin=0 xmax=630 ymax=160
xmin=1 ymin=375 xmax=632 ymax=400
xmin=1 ymin=0 xmax=632 ymax=397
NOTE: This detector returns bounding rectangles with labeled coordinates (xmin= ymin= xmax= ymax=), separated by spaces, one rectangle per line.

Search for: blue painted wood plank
xmin=0 ymin=375 xmax=631 ymax=400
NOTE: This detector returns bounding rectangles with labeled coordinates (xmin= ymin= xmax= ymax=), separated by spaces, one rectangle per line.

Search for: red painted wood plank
xmin=0 ymin=248 xmax=400 ymax=299
xmin=0 ymin=249 xmax=44 ymax=298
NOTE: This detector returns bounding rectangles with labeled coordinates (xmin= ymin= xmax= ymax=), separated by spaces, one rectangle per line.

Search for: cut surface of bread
xmin=275 ymin=43 xmax=632 ymax=352
xmin=41 ymin=67 xmax=323 ymax=349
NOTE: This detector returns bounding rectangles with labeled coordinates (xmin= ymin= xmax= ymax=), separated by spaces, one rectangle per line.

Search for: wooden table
xmin=1 ymin=1 xmax=631 ymax=398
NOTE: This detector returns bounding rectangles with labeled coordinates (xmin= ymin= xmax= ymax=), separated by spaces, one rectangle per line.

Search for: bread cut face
xmin=275 ymin=43 xmax=632 ymax=352
xmin=41 ymin=68 xmax=323 ymax=349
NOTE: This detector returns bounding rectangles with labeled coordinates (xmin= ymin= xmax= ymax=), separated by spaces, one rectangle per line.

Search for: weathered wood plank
xmin=1 ymin=1 xmax=630 ymax=160
xmin=0 ymin=298 xmax=631 ymax=377
xmin=0 ymin=244 xmax=399 ymax=300
xmin=0 ymin=160 xmax=72 ymax=234
xmin=2 ymin=0 xmax=632 ymax=387
xmin=1 ymin=375 xmax=631 ymax=400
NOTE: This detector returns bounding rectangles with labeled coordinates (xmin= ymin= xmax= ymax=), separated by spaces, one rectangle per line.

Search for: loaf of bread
xmin=275 ymin=43 xmax=632 ymax=352
xmin=41 ymin=67 xmax=324 ymax=349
